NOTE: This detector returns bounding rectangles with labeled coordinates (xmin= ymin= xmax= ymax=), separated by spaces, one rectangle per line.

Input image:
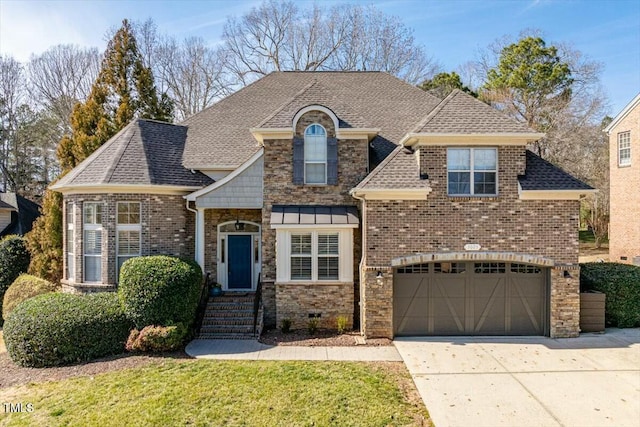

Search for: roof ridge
xmin=354 ymin=144 xmax=406 ymax=189
xmin=102 ymin=124 xmax=139 ymax=184
xmin=181 ymin=72 xmax=283 ymax=125
xmin=257 ymin=80 xmax=318 ymax=127
xmin=137 ymin=118 xmax=185 ymax=127
xmin=409 ymin=89 xmax=459 ymax=134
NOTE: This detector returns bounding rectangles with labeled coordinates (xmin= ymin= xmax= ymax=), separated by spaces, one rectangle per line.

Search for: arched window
xmin=304 ymin=124 xmax=327 ymax=184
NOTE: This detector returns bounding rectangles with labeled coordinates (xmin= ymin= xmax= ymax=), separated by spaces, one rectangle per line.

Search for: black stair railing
xmin=253 ymin=273 xmax=262 ymax=337
xmin=193 ymin=272 xmax=213 ymax=338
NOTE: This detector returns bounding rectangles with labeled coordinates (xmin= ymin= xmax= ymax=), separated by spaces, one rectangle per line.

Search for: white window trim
xmin=304 ymin=124 xmax=328 ymax=185
xmin=116 ymin=202 xmax=142 ymax=282
xmin=618 ymin=131 xmax=631 ymax=166
xmin=66 ymin=202 xmax=74 ymax=282
xmin=447 ymin=147 xmax=498 ymax=196
xmin=83 ymin=202 xmax=102 ymax=283
xmin=275 ymin=228 xmax=353 ymax=284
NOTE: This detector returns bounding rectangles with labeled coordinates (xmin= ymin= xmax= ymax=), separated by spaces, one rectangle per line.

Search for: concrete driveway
xmin=394 ymin=329 xmax=640 ymax=427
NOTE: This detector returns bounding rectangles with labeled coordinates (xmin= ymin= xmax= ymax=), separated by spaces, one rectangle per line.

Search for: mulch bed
xmin=259 ymin=329 xmax=392 ymax=347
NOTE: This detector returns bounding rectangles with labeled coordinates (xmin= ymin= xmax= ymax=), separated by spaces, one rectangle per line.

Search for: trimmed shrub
xmin=580 ymin=262 xmax=640 ymax=327
xmin=126 ymin=324 xmax=187 ymax=352
xmin=4 ymin=292 xmax=131 ymax=367
xmin=3 ymin=274 xmax=59 ymax=320
xmin=0 ymin=235 xmax=30 ymax=324
xmin=118 ymin=256 xmax=202 ymax=328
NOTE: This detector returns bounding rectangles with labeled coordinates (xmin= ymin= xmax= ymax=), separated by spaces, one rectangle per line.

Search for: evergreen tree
xmin=28 ymin=19 xmax=172 ymax=282
xmin=419 ymin=72 xmax=476 ymax=99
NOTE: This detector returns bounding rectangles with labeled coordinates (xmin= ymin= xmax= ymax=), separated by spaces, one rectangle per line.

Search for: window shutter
xmin=327 ymin=137 xmax=338 ymax=185
xmin=293 ymin=137 xmax=304 ymax=184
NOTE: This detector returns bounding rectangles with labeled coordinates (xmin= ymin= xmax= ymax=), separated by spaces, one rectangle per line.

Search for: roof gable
xmin=413 ymin=90 xmax=535 ymax=134
xmin=181 ymin=71 xmax=442 ymax=169
xmin=604 ymin=92 xmax=640 ymax=134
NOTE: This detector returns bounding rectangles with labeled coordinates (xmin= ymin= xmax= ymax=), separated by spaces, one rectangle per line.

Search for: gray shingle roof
xmin=518 ymin=151 xmax=594 ymax=191
xmin=0 ymin=192 xmax=40 ymax=237
xmin=414 ymin=90 xmax=535 ymax=134
xmin=53 ymin=119 xmax=213 ymax=189
xmin=259 ymin=80 xmax=369 ymax=129
xmin=271 ymin=205 xmax=359 ymax=225
xmin=0 ymin=199 xmax=15 ymax=210
xmin=355 ymin=145 xmax=430 ymax=190
xmin=181 ymin=71 xmax=442 ymax=168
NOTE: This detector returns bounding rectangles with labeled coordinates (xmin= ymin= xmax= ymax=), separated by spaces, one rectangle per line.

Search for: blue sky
xmin=1 ymin=0 xmax=638 ymax=115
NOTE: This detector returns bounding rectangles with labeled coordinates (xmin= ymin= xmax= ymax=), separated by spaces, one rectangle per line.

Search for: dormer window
xmin=304 ymin=124 xmax=327 ymax=184
xmin=448 ymin=148 xmax=497 ymax=196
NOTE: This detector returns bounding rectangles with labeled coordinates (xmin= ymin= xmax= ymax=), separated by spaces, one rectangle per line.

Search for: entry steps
xmin=198 ymin=292 xmax=262 ymax=340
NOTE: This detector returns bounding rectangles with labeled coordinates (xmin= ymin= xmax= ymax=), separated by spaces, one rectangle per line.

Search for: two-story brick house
xmin=605 ymin=93 xmax=640 ymax=265
xmin=52 ymin=72 xmax=594 ymax=338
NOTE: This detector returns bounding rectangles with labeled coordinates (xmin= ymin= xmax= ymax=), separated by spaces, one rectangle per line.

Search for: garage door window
xmin=474 ymin=262 xmax=506 ymax=273
xmin=397 ymin=263 xmax=430 ymax=274
xmin=511 ymin=263 xmax=542 ymax=274
xmin=434 ymin=262 xmax=466 ymax=273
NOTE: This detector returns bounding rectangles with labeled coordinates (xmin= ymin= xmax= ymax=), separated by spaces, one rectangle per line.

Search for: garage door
xmin=393 ymin=262 xmax=548 ymax=336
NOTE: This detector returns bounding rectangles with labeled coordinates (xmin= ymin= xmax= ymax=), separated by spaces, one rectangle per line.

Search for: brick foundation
xmin=275 ymin=283 xmax=354 ymax=330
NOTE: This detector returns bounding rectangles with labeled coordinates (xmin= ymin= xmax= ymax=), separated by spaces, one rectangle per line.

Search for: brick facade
xmin=62 ymin=193 xmax=194 ymax=290
xmin=202 ymin=208 xmax=262 ymax=277
xmin=361 ymin=145 xmax=582 ymax=338
xmin=609 ymin=101 xmax=640 ymax=264
xmin=261 ymin=110 xmax=367 ymax=329
xmin=275 ymin=283 xmax=354 ymax=330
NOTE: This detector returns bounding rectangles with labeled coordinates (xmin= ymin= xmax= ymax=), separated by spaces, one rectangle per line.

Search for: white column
xmin=195 ymin=208 xmax=205 ymax=271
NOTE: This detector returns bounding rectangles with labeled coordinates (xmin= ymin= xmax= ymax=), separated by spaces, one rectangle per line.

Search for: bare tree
xmin=0 ymin=55 xmax=26 ymax=192
xmin=156 ymin=36 xmax=230 ymax=121
xmin=221 ymin=0 xmax=438 ymax=86
xmin=27 ymin=45 xmax=100 ymax=133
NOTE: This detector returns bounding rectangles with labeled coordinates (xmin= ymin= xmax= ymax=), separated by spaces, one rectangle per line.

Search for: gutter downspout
xmin=185 ymin=199 xmax=205 ymax=272
xmin=351 ymin=190 xmax=367 ymax=336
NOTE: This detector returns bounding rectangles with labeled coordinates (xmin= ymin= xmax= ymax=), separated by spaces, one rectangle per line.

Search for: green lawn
xmin=579 ymin=229 xmax=609 ymax=245
xmin=0 ymin=359 xmax=429 ymax=426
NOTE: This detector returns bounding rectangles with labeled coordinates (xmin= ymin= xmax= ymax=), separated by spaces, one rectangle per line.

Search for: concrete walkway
xmin=186 ymin=339 xmax=402 ymax=361
xmin=394 ymin=328 xmax=640 ymax=427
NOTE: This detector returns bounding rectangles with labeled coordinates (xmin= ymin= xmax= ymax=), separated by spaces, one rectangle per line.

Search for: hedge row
xmin=580 ymin=262 xmax=640 ymax=328
xmin=4 ymin=292 xmax=132 ymax=367
xmin=0 ymin=235 xmax=30 ymax=324
xmin=2 ymin=274 xmax=59 ymax=320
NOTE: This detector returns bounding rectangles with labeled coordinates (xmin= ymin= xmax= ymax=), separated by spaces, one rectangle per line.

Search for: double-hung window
xmin=289 ymin=232 xmax=340 ymax=281
xmin=83 ymin=202 xmax=102 ymax=282
xmin=66 ymin=202 xmax=74 ymax=281
xmin=116 ymin=202 xmax=141 ymax=281
xmin=448 ymin=148 xmax=497 ymax=196
xmin=304 ymin=124 xmax=327 ymax=184
xmin=618 ymin=131 xmax=631 ymax=166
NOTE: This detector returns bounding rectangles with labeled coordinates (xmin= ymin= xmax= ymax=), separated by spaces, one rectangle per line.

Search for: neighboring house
xmin=51 ymin=72 xmax=595 ymax=338
xmin=0 ymin=192 xmax=41 ymax=238
xmin=605 ymin=93 xmax=640 ymax=266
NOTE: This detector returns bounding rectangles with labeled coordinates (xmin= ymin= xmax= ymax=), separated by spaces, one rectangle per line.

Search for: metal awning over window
xmin=270 ymin=205 xmax=359 ymax=226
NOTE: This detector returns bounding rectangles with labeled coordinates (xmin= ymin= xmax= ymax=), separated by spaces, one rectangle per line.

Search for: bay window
xmin=83 ymin=202 xmax=102 ymax=282
xmin=116 ymin=202 xmax=141 ymax=281
xmin=275 ymin=228 xmax=353 ymax=283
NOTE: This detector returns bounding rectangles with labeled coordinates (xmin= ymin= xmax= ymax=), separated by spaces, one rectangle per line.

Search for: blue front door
xmin=227 ymin=235 xmax=252 ymax=289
